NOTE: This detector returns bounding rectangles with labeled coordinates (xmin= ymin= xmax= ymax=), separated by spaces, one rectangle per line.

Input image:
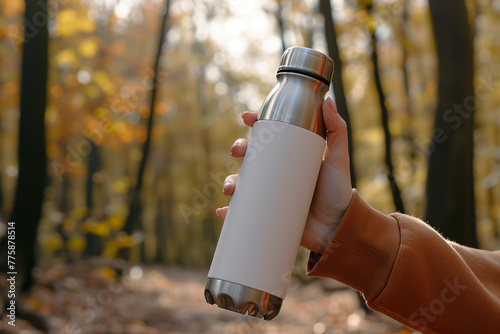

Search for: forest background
xmin=0 ymin=0 xmax=499 ymax=332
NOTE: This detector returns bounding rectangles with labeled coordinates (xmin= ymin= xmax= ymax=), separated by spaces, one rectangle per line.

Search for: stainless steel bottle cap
xmin=278 ymin=47 xmax=334 ymax=86
xmin=205 ymin=278 xmax=283 ymax=320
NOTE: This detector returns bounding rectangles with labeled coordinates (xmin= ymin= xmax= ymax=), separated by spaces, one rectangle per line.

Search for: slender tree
xmin=56 ymin=175 xmax=70 ymax=260
xmin=159 ymin=133 xmax=176 ymax=263
xmin=194 ymin=64 xmax=217 ymax=261
xmin=400 ymin=2 xmax=412 ymax=118
xmin=365 ymin=4 xmax=405 ymax=213
xmin=0 ymin=0 xmax=50 ymax=329
xmin=319 ymin=0 xmax=356 ymax=188
xmin=320 ymin=0 xmax=371 ymax=312
xmin=122 ymin=0 xmax=172 ymax=243
xmin=82 ymin=5 xmax=113 ymax=257
xmin=426 ymin=0 xmax=477 ymax=247
xmin=276 ymin=1 xmax=287 ymax=53
xmin=397 ymin=1 xmax=421 ymax=173
xmin=155 ymin=197 xmax=166 ymax=263
xmin=85 ymin=140 xmax=103 ymax=256
xmin=0 ymin=0 xmax=49 ymax=292
xmin=0 ymin=170 xmax=3 ymax=217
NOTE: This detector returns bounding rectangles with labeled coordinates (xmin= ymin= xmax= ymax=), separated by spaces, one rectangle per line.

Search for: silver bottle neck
xmin=258 ymin=72 xmax=329 ymax=139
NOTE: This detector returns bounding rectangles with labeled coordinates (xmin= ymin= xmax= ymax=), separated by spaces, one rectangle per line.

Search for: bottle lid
xmin=278 ymin=47 xmax=334 ymax=86
xmin=205 ymin=278 xmax=282 ymax=320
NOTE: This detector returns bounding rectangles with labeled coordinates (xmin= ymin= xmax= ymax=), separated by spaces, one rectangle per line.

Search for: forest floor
xmin=0 ymin=259 xmax=413 ymax=334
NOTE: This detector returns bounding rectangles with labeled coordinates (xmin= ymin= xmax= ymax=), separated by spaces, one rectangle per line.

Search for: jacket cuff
xmin=306 ymin=190 xmax=400 ymax=301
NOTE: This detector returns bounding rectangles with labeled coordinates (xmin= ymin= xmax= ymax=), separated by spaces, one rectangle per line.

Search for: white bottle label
xmin=208 ymin=120 xmax=326 ymax=299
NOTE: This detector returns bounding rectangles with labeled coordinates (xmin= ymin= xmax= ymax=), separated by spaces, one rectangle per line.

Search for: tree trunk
xmin=85 ymin=140 xmax=102 ymax=257
xmin=276 ymin=1 xmax=287 ymax=53
xmin=0 ymin=0 xmax=49 ymax=293
xmin=320 ymin=0 xmax=368 ymax=312
xmin=158 ymin=136 xmax=175 ymax=263
xmin=426 ymin=0 xmax=477 ymax=247
xmin=368 ymin=17 xmax=405 ymax=214
xmin=122 ymin=0 xmax=172 ymax=245
xmin=56 ymin=175 xmax=70 ymax=260
xmin=0 ymin=1 xmax=50 ymax=330
xmin=318 ymin=0 xmax=356 ymax=188
xmin=0 ymin=167 xmax=3 ymax=217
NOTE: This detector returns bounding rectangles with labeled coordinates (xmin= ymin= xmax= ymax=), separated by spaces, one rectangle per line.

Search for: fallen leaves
xmin=0 ymin=259 xmax=409 ymax=334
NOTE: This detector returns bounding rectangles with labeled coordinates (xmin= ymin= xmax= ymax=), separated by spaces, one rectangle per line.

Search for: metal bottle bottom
xmin=204 ymin=278 xmax=283 ymax=320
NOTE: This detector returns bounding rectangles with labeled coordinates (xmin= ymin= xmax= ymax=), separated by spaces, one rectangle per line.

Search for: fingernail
xmin=215 ymin=208 xmax=221 ymax=217
xmin=230 ymin=142 xmax=239 ymax=155
xmin=223 ymin=181 xmax=230 ymax=193
xmin=326 ymin=97 xmax=335 ymax=110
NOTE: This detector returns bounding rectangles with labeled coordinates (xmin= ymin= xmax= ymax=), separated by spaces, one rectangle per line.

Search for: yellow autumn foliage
xmin=54 ymin=9 xmax=97 ymax=37
xmin=78 ymin=38 xmax=99 ymax=58
xmin=41 ymin=234 xmax=64 ymax=250
xmin=83 ymin=220 xmax=110 ymax=237
xmin=67 ymin=236 xmax=86 ymax=251
xmin=108 ymin=215 xmax=125 ymax=230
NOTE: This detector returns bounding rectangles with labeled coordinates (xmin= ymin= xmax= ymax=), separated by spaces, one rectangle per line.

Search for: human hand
xmin=216 ymin=97 xmax=353 ymax=254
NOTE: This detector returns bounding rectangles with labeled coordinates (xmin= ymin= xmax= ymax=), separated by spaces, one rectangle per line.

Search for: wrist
xmin=308 ymin=189 xmax=355 ymax=254
xmin=306 ymin=190 xmax=400 ymax=302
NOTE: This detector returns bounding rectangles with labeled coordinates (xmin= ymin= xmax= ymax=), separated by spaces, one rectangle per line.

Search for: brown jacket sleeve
xmin=307 ymin=190 xmax=500 ymax=334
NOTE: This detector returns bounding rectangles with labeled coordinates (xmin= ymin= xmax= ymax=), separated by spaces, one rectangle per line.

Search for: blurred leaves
xmin=67 ymin=236 xmax=86 ymax=251
xmin=54 ymin=9 xmax=97 ymax=36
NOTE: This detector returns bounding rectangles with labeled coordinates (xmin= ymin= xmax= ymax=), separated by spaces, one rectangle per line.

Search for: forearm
xmin=307 ymin=190 xmax=500 ymax=334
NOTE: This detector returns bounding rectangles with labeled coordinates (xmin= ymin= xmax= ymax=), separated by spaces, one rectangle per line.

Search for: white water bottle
xmin=205 ymin=47 xmax=334 ymax=320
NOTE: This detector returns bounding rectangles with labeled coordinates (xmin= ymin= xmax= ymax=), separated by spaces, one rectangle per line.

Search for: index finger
xmin=242 ymin=112 xmax=258 ymax=127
